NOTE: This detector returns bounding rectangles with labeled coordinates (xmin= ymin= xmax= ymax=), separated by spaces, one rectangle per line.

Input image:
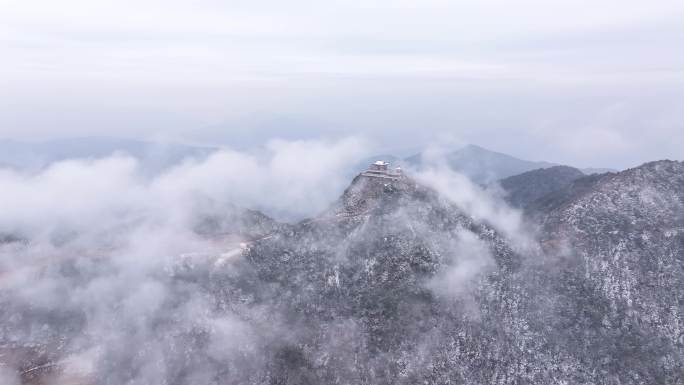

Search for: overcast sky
xmin=1 ymin=0 xmax=683 ymax=168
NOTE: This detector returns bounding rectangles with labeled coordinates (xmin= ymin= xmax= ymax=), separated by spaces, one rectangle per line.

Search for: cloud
xmin=0 ymin=137 xmax=369 ymax=383
xmin=0 ymin=134 xmax=534 ymax=383
xmin=0 ymin=366 xmax=20 ymax=385
xmin=0 ymin=137 xmax=367 ymax=235
xmin=413 ymin=162 xmax=531 ymax=249
xmin=427 ymin=231 xmax=495 ymax=298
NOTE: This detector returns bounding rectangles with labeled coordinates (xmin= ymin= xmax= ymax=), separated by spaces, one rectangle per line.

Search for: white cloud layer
xmin=0 ymin=137 xmax=367 ymax=237
xmin=0 ymin=135 xmax=529 ymax=383
xmin=0 ymin=137 xmax=370 ymax=382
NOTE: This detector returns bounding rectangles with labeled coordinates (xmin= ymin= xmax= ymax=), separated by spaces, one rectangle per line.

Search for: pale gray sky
xmin=1 ymin=0 xmax=683 ymax=168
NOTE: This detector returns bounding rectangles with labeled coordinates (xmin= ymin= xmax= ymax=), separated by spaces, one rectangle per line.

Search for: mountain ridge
xmin=1 ymin=138 xmax=617 ymax=184
xmin=498 ymin=165 xmax=586 ymax=209
xmin=1 ymin=153 xmax=681 ymax=384
xmin=366 ymin=144 xmax=616 ymax=184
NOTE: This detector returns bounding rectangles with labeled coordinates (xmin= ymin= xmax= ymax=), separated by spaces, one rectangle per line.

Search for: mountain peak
xmin=403 ymin=144 xmax=557 ymax=183
xmin=460 ymin=143 xmax=489 ymax=152
xmin=326 ymin=161 xmax=426 ymax=218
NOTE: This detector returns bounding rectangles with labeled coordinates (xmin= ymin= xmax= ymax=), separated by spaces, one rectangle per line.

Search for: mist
xmin=0 ymin=136 xmax=540 ymax=384
xmin=2 ymin=0 xmax=682 ymax=381
xmin=0 ymin=138 xmax=370 ymax=383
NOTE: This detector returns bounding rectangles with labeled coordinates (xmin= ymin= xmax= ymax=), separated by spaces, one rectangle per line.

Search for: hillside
xmin=1 ymin=161 xmax=682 ymax=384
xmin=498 ymin=165 xmax=586 ymax=209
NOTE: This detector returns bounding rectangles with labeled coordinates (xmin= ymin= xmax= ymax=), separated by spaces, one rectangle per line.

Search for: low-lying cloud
xmin=411 ymin=148 xmax=533 ymax=250
xmin=0 ymin=137 xmax=369 ymax=384
xmin=0 ymin=137 xmax=542 ymax=384
xmin=0 ymin=137 xmax=367 ymax=233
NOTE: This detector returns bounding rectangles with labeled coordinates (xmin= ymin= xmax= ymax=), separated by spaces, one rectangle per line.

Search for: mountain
xmin=581 ymin=167 xmax=617 ymax=175
xmin=231 ymin=162 xmax=683 ymax=383
xmin=243 ymin=163 xmax=684 ymax=384
xmin=0 ymin=137 xmax=216 ymax=173
xmin=404 ymin=144 xmax=557 ymax=183
xmin=229 ymin=172 xmax=524 ymax=384
xmin=533 ymin=160 xmax=684 ymax=381
xmin=498 ymin=165 xmax=586 ymax=209
xmin=364 ymin=144 xmax=617 ymax=184
xmin=1 ymin=139 xmax=616 ymax=185
xmin=193 ymin=205 xmax=285 ymax=241
xmin=2 ymin=160 xmax=682 ymax=384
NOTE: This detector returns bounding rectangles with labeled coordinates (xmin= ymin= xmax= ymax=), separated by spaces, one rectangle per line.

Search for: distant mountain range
xmin=0 ymin=138 xmax=616 ymax=184
xmin=363 ymin=144 xmax=616 ymax=183
xmin=0 ymin=137 xmax=216 ymax=174
xmin=406 ymin=144 xmax=557 ymax=182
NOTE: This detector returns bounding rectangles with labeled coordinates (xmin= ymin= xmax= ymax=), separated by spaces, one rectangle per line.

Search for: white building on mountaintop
xmin=361 ymin=160 xmax=403 ymax=180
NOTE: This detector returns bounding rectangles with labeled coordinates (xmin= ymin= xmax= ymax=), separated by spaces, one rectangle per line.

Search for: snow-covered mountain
xmin=1 ymin=160 xmax=681 ymax=384
xmin=228 ymin=160 xmax=683 ymax=384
